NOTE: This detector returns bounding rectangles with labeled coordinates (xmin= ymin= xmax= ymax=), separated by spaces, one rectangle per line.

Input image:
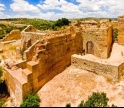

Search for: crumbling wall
xmin=4 ymin=68 xmax=24 ymax=106
xmin=2 ymin=30 xmax=21 ymax=41
xmin=118 ymin=16 xmax=124 ymax=45
xmin=71 ymin=54 xmax=119 ymax=81
xmin=23 ymin=25 xmax=37 ymax=32
xmin=25 ymin=30 xmax=83 ymax=93
xmin=118 ymin=63 xmax=124 ymax=81
xmin=24 ymin=40 xmax=40 ymax=61
xmin=21 ymin=32 xmax=45 ymax=45
xmin=82 ymin=26 xmax=112 ymax=59
xmin=107 ymin=25 xmax=113 ymax=57
xmin=111 ymin=21 xmax=118 ymax=29
xmin=4 ymin=26 xmax=83 ymax=106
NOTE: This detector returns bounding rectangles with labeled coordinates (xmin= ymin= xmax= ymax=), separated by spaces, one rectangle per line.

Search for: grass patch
xmin=1 ymin=54 xmax=6 ymax=60
xmin=9 ymin=45 xmax=17 ymax=50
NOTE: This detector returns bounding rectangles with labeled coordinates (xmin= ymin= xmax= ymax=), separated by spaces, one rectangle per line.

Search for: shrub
xmin=0 ymin=99 xmax=5 ymax=107
xmin=20 ymin=93 xmax=40 ymax=107
xmin=66 ymin=103 xmax=71 ymax=107
xmin=9 ymin=45 xmax=17 ymax=50
xmin=1 ymin=55 xmax=5 ymax=60
xmin=0 ymin=66 xmax=3 ymax=76
xmin=0 ymin=34 xmax=5 ymax=39
xmin=78 ymin=92 xmax=117 ymax=107
xmin=52 ymin=18 xmax=70 ymax=30
xmin=113 ymin=28 xmax=118 ymax=42
xmin=66 ymin=92 xmax=117 ymax=107
xmin=0 ymin=77 xmax=4 ymax=84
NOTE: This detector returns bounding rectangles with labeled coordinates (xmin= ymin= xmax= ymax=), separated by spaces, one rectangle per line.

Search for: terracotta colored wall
xmin=107 ymin=26 xmax=113 ymax=57
xmin=4 ymin=27 xmax=83 ymax=106
xmin=118 ymin=16 xmax=124 ymax=45
xmin=2 ymin=30 xmax=21 ymax=41
xmin=82 ymin=27 xmax=112 ymax=59
xmin=71 ymin=54 xmax=119 ymax=82
xmin=28 ymin=31 xmax=83 ymax=93
xmin=111 ymin=21 xmax=118 ymax=29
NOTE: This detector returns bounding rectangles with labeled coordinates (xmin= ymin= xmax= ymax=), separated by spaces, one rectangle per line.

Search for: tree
xmin=52 ymin=18 xmax=70 ymax=30
xmin=80 ymin=92 xmax=109 ymax=107
xmin=65 ymin=92 xmax=117 ymax=107
xmin=78 ymin=92 xmax=117 ymax=107
xmin=109 ymin=18 xmax=112 ymax=22
xmin=20 ymin=93 xmax=41 ymax=107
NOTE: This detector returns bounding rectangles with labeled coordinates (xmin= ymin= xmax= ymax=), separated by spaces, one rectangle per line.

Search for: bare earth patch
xmin=38 ymin=65 xmax=124 ymax=107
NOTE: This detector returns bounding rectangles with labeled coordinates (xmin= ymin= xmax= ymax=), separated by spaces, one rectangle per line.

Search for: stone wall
xmin=71 ymin=54 xmax=121 ymax=82
xmin=23 ymin=25 xmax=37 ymax=32
xmin=111 ymin=21 xmax=118 ymax=29
xmin=82 ymin=26 xmax=112 ymax=59
xmin=2 ymin=30 xmax=21 ymax=41
xmin=118 ymin=63 xmax=124 ymax=81
xmin=24 ymin=40 xmax=40 ymax=61
xmin=107 ymin=25 xmax=113 ymax=57
xmin=4 ymin=26 xmax=83 ymax=106
xmin=21 ymin=32 xmax=45 ymax=45
xmin=118 ymin=16 xmax=124 ymax=45
xmin=4 ymin=67 xmax=24 ymax=106
xmin=32 ymin=31 xmax=82 ymax=92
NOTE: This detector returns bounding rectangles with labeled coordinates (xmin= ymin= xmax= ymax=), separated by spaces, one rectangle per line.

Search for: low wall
xmin=24 ymin=40 xmax=40 ymax=61
xmin=21 ymin=32 xmax=45 ymax=45
xmin=2 ymin=30 xmax=21 ymax=41
xmin=16 ymin=60 xmax=27 ymax=69
xmin=71 ymin=54 xmax=120 ymax=81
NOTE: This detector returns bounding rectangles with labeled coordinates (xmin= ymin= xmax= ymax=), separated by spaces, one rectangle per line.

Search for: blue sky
xmin=0 ymin=0 xmax=124 ymax=20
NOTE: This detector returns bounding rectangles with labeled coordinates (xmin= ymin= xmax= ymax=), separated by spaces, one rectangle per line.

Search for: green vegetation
xmin=20 ymin=93 xmax=41 ymax=107
xmin=66 ymin=92 xmax=117 ymax=107
xmin=52 ymin=18 xmax=70 ymax=30
xmin=0 ymin=23 xmax=26 ymax=39
xmin=0 ymin=66 xmax=3 ymax=76
xmin=9 ymin=45 xmax=17 ymax=50
xmin=0 ymin=66 xmax=4 ymax=84
xmin=113 ymin=28 xmax=118 ymax=42
xmin=78 ymin=92 xmax=109 ymax=107
xmin=1 ymin=55 xmax=6 ymax=60
xmin=0 ymin=98 xmax=6 ymax=107
xmin=0 ymin=18 xmax=70 ymax=35
xmin=18 ymin=18 xmax=70 ymax=31
xmin=18 ymin=18 xmax=54 ymax=31
xmin=66 ymin=103 xmax=71 ymax=107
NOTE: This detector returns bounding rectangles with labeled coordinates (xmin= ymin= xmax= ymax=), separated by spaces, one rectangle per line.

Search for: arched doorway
xmin=86 ymin=41 xmax=94 ymax=54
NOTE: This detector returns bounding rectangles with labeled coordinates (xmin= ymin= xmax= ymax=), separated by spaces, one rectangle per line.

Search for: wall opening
xmin=86 ymin=41 xmax=94 ymax=54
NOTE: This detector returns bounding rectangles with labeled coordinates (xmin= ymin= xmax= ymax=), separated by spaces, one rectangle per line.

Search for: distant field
xmin=0 ymin=18 xmax=54 ymax=31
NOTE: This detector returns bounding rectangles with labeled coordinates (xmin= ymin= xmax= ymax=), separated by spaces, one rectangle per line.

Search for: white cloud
xmin=10 ymin=0 xmax=40 ymax=13
xmin=0 ymin=3 xmax=8 ymax=19
xmin=0 ymin=3 xmax=5 ymax=11
xmin=77 ymin=0 xmax=124 ymax=17
xmin=37 ymin=0 xmax=81 ymax=13
xmin=0 ymin=0 xmax=124 ymax=20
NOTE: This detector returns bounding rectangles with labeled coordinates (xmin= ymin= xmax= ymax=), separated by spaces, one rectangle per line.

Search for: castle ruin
xmin=1 ymin=15 xmax=124 ymax=106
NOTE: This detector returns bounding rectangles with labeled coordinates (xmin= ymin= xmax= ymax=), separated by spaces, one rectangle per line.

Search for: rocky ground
xmin=38 ymin=65 xmax=124 ymax=107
